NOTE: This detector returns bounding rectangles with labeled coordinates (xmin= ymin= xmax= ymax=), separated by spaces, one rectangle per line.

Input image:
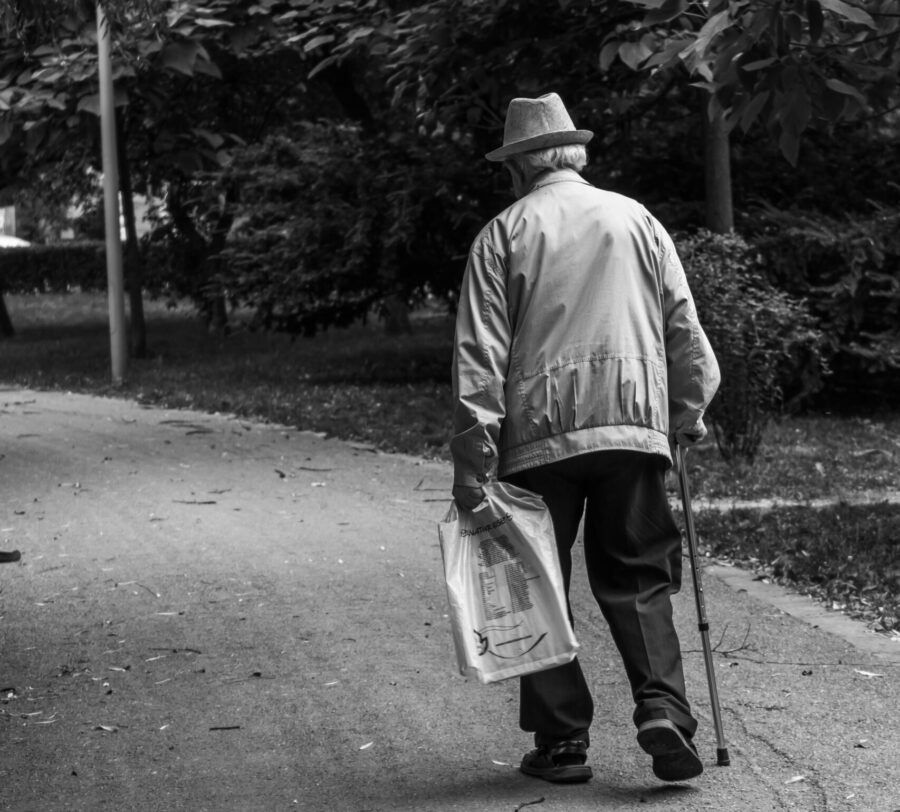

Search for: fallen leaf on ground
xmin=850 ymin=448 xmax=891 ymax=458
xmin=514 ymin=798 xmax=545 ymax=811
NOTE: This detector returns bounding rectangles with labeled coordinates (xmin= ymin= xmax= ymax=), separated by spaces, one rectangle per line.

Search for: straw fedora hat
xmin=485 ymin=92 xmax=593 ymax=162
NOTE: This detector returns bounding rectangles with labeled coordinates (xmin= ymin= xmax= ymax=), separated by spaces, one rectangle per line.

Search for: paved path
xmin=1 ymin=389 xmax=898 ymax=811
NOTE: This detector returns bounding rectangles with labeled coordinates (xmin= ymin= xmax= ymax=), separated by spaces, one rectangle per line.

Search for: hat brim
xmin=485 ymin=129 xmax=593 ymax=162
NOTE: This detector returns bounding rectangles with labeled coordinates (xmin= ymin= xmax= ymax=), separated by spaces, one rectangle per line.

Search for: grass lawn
xmin=2 ymin=291 xmax=899 ymax=634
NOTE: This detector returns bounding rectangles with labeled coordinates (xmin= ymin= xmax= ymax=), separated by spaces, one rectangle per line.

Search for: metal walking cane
xmin=676 ymin=444 xmax=731 ymax=767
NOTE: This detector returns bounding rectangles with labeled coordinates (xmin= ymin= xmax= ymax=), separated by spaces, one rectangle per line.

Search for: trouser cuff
xmin=635 ymin=709 xmax=698 ymax=739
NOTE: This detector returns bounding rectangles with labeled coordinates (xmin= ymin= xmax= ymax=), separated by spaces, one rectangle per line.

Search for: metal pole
xmin=676 ymin=445 xmax=731 ymax=766
xmin=96 ymin=2 xmax=127 ymax=384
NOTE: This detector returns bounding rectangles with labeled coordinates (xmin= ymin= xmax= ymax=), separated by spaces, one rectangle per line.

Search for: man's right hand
xmin=452 ymin=484 xmax=485 ymax=511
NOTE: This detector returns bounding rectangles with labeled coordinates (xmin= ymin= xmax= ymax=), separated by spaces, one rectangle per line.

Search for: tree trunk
xmin=702 ymin=95 xmax=734 ymax=234
xmin=0 ymin=294 xmax=14 ymax=338
xmin=205 ymin=184 xmax=237 ymax=336
xmin=116 ymin=112 xmax=147 ymax=358
xmin=168 ymin=182 xmax=233 ymax=335
xmin=382 ymin=294 xmax=412 ymax=335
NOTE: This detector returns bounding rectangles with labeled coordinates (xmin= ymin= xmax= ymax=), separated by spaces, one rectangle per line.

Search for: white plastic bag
xmin=437 ymin=481 xmax=579 ymax=684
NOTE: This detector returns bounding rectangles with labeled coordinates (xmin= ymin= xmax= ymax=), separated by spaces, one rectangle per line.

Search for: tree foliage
xmin=1 ymin=0 xmax=898 ymax=407
xmin=0 ymin=2 xmax=244 ymax=175
xmin=606 ymin=0 xmax=900 ymax=164
xmin=0 ymin=1 xmax=326 ymax=331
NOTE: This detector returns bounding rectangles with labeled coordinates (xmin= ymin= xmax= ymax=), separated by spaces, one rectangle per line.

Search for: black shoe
xmin=520 ymin=739 xmax=593 ymax=784
xmin=637 ymin=719 xmax=704 ymax=782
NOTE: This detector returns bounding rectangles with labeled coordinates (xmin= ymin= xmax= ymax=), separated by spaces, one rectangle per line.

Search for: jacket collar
xmin=529 ymin=168 xmax=591 ymax=193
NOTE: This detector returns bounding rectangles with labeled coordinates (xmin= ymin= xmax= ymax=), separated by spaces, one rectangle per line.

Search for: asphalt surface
xmin=1 ymin=387 xmax=898 ymax=812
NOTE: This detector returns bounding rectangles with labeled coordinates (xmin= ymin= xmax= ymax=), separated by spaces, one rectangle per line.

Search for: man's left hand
xmin=674 ymin=418 xmax=708 ymax=447
xmin=453 ymin=484 xmax=485 ymax=511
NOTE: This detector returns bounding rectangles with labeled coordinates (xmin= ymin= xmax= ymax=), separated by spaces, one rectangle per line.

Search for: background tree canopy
xmin=1 ymin=0 xmax=898 ymax=408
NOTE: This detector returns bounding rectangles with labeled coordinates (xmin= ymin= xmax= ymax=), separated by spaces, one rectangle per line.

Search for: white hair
xmin=507 ymin=143 xmax=588 ymax=177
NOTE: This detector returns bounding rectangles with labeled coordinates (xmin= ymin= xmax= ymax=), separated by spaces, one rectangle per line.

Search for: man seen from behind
xmin=450 ymin=92 xmax=721 ymax=785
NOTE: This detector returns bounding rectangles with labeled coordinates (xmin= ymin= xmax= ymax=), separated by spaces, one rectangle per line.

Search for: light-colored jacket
xmin=451 ymin=168 xmax=720 ymax=488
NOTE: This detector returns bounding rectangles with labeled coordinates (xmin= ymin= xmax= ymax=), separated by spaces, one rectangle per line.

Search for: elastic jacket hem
xmin=498 ymin=425 xmax=671 ymax=478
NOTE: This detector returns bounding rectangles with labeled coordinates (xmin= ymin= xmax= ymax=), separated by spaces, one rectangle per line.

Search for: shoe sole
xmin=520 ymin=763 xmax=593 ymax=784
xmin=637 ymin=721 xmax=704 ymax=782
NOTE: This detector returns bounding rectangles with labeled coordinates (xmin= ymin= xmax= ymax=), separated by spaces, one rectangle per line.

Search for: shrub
xmin=746 ymin=205 xmax=900 ymax=406
xmin=0 ymin=242 xmax=106 ymax=293
xmin=140 ymin=226 xmax=205 ymax=305
xmin=214 ymin=122 xmax=491 ymax=336
xmin=677 ymin=230 xmax=828 ymax=462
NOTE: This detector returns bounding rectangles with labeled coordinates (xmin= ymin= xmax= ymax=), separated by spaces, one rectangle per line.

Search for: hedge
xmin=0 ymin=242 xmax=107 ymax=293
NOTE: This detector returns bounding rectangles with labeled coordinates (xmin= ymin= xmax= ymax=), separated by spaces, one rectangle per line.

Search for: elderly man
xmin=450 ymin=93 xmax=720 ymax=784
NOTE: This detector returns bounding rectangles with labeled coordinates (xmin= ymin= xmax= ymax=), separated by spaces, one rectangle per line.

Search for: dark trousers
xmin=504 ymin=450 xmax=697 ymax=747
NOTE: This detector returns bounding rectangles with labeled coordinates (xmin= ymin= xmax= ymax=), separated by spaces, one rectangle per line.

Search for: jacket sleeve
xmin=654 ymin=218 xmax=721 ymax=436
xmin=450 ymin=229 xmax=511 ymax=487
